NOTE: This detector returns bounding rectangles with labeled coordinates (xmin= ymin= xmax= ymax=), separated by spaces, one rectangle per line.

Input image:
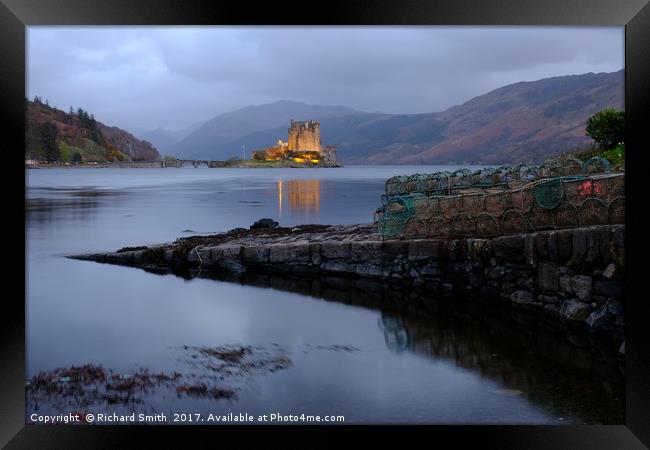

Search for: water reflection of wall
xmin=277 ymin=179 xmax=321 ymax=218
xmin=190 ymin=270 xmax=624 ymax=424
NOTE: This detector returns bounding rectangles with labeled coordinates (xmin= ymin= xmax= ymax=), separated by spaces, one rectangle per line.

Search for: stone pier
xmin=69 ymin=223 xmax=625 ymax=342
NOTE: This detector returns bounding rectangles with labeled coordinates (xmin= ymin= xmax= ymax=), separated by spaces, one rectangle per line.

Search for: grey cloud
xmin=27 ymin=26 xmax=623 ymax=131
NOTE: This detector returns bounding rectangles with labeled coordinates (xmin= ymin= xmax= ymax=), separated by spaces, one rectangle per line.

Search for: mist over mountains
xmin=136 ymin=70 xmax=623 ymax=164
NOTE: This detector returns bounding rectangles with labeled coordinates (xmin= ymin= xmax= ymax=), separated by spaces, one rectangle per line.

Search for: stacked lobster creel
xmin=375 ymin=157 xmax=624 ymax=239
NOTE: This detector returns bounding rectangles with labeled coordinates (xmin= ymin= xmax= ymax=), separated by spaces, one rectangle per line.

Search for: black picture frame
xmin=2 ymin=0 xmax=649 ymax=447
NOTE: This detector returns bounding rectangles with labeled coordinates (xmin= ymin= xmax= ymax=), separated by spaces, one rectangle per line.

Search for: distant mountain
xmin=170 ymin=71 xmax=622 ymax=165
xmin=136 ymin=121 xmax=206 ymax=154
xmin=363 ymin=70 xmax=624 ymax=164
xmin=138 ymin=128 xmax=178 ymax=153
xmin=167 ymin=100 xmax=363 ymax=159
xmin=26 ymin=99 xmax=160 ymax=163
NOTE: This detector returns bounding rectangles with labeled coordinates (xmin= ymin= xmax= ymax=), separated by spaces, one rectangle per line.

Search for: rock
xmin=355 ymin=263 xmax=382 ymax=277
xmin=440 ymin=283 xmax=454 ymax=292
xmin=511 ymin=290 xmax=535 ymax=304
xmin=228 ymin=227 xmax=248 ymax=234
xmin=585 ymin=228 xmax=605 ymax=264
xmin=538 ymin=262 xmax=559 ymax=292
xmin=560 ymin=299 xmax=591 ymax=321
xmin=523 ymin=235 xmax=537 ymax=265
xmin=163 ymin=249 xmax=175 ymax=262
xmin=559 ymin=276 xmax=572 ymax=294
xmin=321 ymin=260 xmax=356 ymax=273
xmin=250 ymin=218 xmax=279 ymax=230
xmin=269 ymin=243 xmax=310 ymax=263
xmin=322 ymin=241 xmax=351 ymax=260
xmin=310 ymin=243 xmax=322 ymax=266
xmin=594 ymin=280 xmax=621 ymax=297
xmin=129 ymin=250 xmax=144 ymax=264
xmin=485 ymin=266 xmax=505 ymax=279
xmin=543 ymin=304 xmax=561 ymax=316
xmin=408 ymin=240 xmax=441 ymax=260
xmin=538 ymin=294 xmax=560 ymax=304
xmin=212 ymin=245 xmax=242 ymax=260
xmin=592 ymin=295 xmax=607 ymax=305
xmin=242 ymin=245 xmax=269 ymax=264
xmin=602 ymin=263 xmax=617 ymax=279
xmin=350 ymin=241 xmax=383 ymax=263
xmin=548 ymin=230 xmax=573 ymax=261
xmin=469 ymin=272 xmax=484 ymax=288
xmin=381 ymin=240 xmax=409 ymax=259
xmin=492 ymin=235 xmax=524 ymax=263
xmin=584 ymin=305 xmax=611 ymax=328
xmin=606 ymin=299 xmax=624 ymax=316
xmin=571 ymin=229 xmax=588 ymax=262
xmin=516 ymin=277 xmax=534 ymax=289
xmin=186 ymin=248 xmax=201 ymax=264
xmin=215 ymin=258 xmax=246 ymax=275
xmin=534 ymin=233 xmax=548 ymax=259
xmin=419 ymin=264 xmax=440 ymax=277
xmin=570 ymin=275 xmax=592 ymax=301
xmin=479 ymin=285 xmax=499 ymax=297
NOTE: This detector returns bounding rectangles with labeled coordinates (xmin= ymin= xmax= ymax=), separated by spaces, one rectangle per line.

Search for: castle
xmin=252 ymin=120 xmax=337 ymax=165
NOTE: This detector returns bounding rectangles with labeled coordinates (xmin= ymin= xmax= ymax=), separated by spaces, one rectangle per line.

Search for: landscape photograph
xmin=25 ymin=26 xmax=625 ymax=425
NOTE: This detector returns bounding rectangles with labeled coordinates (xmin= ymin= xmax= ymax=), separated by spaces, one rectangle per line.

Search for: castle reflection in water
xmin=277 ymin=179 xmax=321 ymax=218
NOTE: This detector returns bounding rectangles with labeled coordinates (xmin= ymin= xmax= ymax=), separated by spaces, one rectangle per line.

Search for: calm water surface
xmin=26 ymin=166 xmax=624 ymax=424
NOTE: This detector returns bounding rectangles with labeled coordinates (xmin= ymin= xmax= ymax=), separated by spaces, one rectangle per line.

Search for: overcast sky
xmin=27 ymin=26 xmax=623 ymax=133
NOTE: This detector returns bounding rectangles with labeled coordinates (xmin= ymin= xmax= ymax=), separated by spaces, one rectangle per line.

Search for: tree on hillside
xmin=26 ymin=121 xmax=59 ymax=161
xmin=586 ymin=108 xmax=624 ymax=150
xmin=39 ymin=122 xmax=60 ymax=162
xmin=72 ymin=151 xmax=83 ymax=164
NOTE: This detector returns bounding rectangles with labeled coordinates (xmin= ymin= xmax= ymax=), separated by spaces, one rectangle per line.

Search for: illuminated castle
xmin=252 ymin=120 xmax=337 ymax=165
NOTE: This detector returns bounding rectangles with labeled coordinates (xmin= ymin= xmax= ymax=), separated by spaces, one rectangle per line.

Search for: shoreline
xmin=26 ymin=161 xmax=343 ymax=169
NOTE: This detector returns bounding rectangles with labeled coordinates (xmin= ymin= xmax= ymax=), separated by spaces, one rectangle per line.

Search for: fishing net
xmin=451 ymin=213 xmax=476 ymax=238
xmin=553 ymin=203 xmax=580 ymax=228
xmin=528 ymin=203 xmax=555 ymax=230
xmin=493 ymin=166 xmax=514 ymax=186
xmin=512 ymin=187 xmax=535 ymax=214
xmin=402 ymin=174 xmax=423 ymax=193
xmin=562 ymin=177 xmax=594 ymax=206
xmin=476 ymin=213 xmax=500 ymax=237
xmin=501 ymin=209 xmax=530 ymax=234
xmin=608 ymin=196 xmax=625 ymax=224
xmin=533 ymin=178 xmax=564 ymax=209
xmin=579 ymin=198 xmax=609 ymax=226
xmin=561 ymin=158 xmax=584 ymax=176
xmin=402 ymin=217 xmax=428 ymax=238
xmin=427 ymin=217 xmax=448 ymax=239
xmin=584 ymin=157 xmax=611 ymax=174
xmin=514 ymin=163 xmax=539 ymax=182
xmin=483 ymin=191 xmax=512 ymax=216
xmin=385 ymin=175 xmax=410 ymax=195
xmin=377 ymin=193 xmax=424 ymax=237
xmin=540 ymin=159 xmax=562 ymax=178
xmin=414 ymin=196 xmax=440 ymax=220
xmin=439 ymin=196 xmax=463 ymax=219
xmin=603 ymin=175 xmax=625 ymax=202
xmin=375 ymin=159 xmax=623 ymax=239
xmin=460 ymin=194 xmax=484 ymax=217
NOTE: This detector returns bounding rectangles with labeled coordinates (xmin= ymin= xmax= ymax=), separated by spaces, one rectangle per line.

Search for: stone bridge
xmin=163 ymin=159 xmax=230 ymax=168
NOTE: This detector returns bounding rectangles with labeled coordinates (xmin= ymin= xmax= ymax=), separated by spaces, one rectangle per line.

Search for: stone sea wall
xmin=82 ymin=224 xmax=625 ymax=341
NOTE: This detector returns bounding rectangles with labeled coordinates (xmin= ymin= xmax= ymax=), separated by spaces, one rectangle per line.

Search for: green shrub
xmin=586 ymin=108 xmax=624 ymax=151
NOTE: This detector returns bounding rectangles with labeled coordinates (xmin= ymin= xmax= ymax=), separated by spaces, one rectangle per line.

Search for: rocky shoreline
xmin=69 ymin=223 xmax=625 ymax=347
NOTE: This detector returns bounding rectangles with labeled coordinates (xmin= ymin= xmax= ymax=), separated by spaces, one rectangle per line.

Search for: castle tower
xmin=288 ymin=120 xmax=321 ymax=152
